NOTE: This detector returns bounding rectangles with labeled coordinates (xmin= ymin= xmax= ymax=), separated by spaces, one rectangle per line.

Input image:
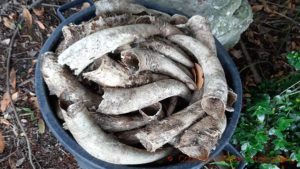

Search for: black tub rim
xmin=34 ymin=1 xmax=244 ymax=169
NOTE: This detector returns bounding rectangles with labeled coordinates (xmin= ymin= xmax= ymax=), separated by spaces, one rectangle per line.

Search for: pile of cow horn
xmin=41 ymin=0 xmax=237 ymax=165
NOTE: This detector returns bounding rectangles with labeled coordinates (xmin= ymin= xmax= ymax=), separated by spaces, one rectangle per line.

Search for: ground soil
xmin=0 ymin=0 xmax=299 ymax=169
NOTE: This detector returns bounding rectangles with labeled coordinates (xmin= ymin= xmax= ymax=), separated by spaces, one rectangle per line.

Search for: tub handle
xmin=57 ymin=0 xmax=94 ymax=21
xmin=224 ymin=143 xmax=246 ymax=169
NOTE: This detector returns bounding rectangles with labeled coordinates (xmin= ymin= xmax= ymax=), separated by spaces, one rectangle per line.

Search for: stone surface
xmin=137 ymin=0 xmax=253 ymax=48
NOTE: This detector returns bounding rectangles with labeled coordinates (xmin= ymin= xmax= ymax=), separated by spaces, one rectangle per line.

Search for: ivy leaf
xmin=232 ymin=72 xmax=300 ymax=167
xmin=21 ymin=107 xmax=36 ymax=121
xmin=287 ymin=51 xmax=300 ymax=70
xmin=277 ymin=118 xmax=293 ymax=131
xmin=257 ymin=114 xmax=265 ymax=122
xmin=273 ymin=129 xmax=283 ymax=139
xmin=268 ymin=128 xmax=276 ymax=135
xmin=273 ymin=138 xmax=289 ymax=151
xmin=290 ymin=150 xmax=300 ymax=167
xmin=210 ymin=161 xmax=230 ymax=167
xmin=250 ymin=94 xmax=272 ymax=116
xmin=256 ymin=131 xmax=269 ymax=144
xmin=241 ymin=142 xmax=250 ymax=151
xmin=259 ymin=163 xmax=280 ymax=169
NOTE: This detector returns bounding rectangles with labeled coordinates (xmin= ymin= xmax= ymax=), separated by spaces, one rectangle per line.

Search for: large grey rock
xmin=137 ymin=0 xmax=253 ymax=48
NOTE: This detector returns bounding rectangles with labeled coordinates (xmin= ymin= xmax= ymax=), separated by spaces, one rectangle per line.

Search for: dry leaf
xmin=0 ymin=131 xmax=5 ymax=153
xmin=32 ymin=59 xmax=37 ymax=64
xmin=29 ymin=97 xmax=39 ymax=111
xmin=0 ymin=118 xmax=11 ymax=126
xmin=38 ymin=119 xmax=45 ymax=134
xmin=1 ymin=39 xmax=10 ymax=45
xmin=252 ymin=5 xmax=264 ymax=12
xmin=10 ymin=68 xmax=16 ymax=92
xmin=8 ymin=158 xmax=16 ymax=169
xmin=81 ymin=2 xmax=91 ymax=10
xmin=8 ymin=13 xmax=17 ymax=20
xmin=28 ymin=68 xmax=34 ymax=74
xmin=12 ymin=92 xmax=18 ymax=101
xmin=263 ymin=5 xmax=273 ymax=13
xmin=33 ymin=7 xmax=44 ymax=16
xmin=35 ymin=20 xmax=45 ymax=30
xmin=195 ymin=63 xmax=204 ymax=90
xmin=230 ymin=49 xmax=243 ymax=59
xmin=0 ymin=92 xmax=11 ymax=113
xmin=15 ymin=157 xmax=25 ymax=167
xmin=274 ymin=155 xmax=288 ymax=163
xmin=23 ymin=7 xmax=33 ymax=28
xmin=244 ymin=93 xmax=251 ymax=98
xmin=291 ymin=41 xmax=297 ymax=50
xmin=3 ymin=17 xmax=16 ymax=29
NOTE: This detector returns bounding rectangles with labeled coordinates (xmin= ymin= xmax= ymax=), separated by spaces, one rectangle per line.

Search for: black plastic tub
xmin=35 ymin=0 xmax=245 ymax=168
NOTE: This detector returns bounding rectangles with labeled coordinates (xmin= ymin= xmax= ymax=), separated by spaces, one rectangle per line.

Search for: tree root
xmin=169 ymin=35 xmax=228 ymax=119
xmin=91 ymin=103 xmax=164 ymax=132
xmin=41 ymin=52 xmax=101 ymax=107
xmin=98 ymin=79 xmax=191 ymax=115
xmin=170 ymin=115 xmax=227 ymax=161
xmin=61 ymin=102 xmax=172 ymax=164
xmin=166 ymin=97 xmax=178 ymax=116
xmin=95 ymin=0 xmax=147 ymax=16
xmin=121 ymin=48 xmax=196 ymax=90
xmin=139 ymin=39 xmax=193 ymax=68
xmin=171 ymin=14 xmax=188 ymax=25
xmin=187 ymin=15 xmax=217 ymax=55
xmin=58 ymin=24 xmax=161 ymax=75
xmin=60 ymin=14 xmax=132 ymax=53
xmin=83 ymin=55 xmax=168 ymax=87
xmin=135 ymin=100 xmax=205 ymax=152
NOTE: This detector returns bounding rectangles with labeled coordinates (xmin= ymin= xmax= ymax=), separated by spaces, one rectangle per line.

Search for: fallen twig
xmin=240 ymin=40 xmax=262 ymax=83
xmin=239 ymin=61 xmax=271 ymax=73
xmin=5 ymin=1 xmax=44 ymax=168
xmin=272 ymin=10 xmax=300 ymax=27
xmin=18 ymin=77 xmax=34 ymax=87
xmin=40 ymin=3 xmax=60 ymax=8
xmin=261 ymin=0 xmax=300 ymax=27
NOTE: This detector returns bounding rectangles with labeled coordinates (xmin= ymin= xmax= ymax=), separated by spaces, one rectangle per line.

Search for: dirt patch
xmin=0 ymin=1 xmax=77 ymax=168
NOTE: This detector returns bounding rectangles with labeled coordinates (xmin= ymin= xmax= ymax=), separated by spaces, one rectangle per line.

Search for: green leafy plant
xmin=20 ymin=107 xmax=36 ymax=121
xmin=259 ymin=163 xmax=280 ymax=169
xmin=231 ymin=53 xmax=300 ymax=168
xmin=287 ymin=51 xmax=300 ymax=70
